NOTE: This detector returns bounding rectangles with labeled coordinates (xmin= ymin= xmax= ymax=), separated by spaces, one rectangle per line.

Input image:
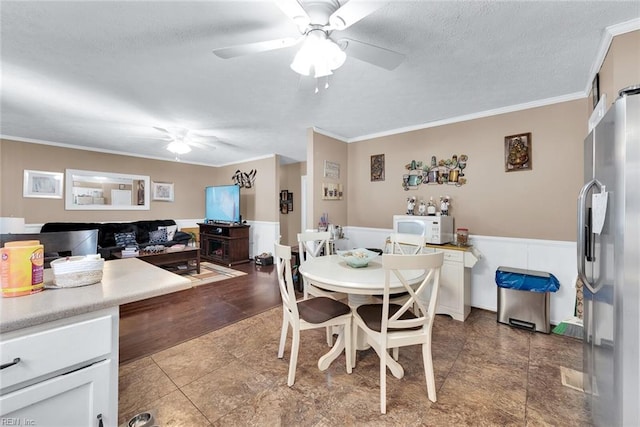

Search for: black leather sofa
xmin=40 ymin=219 xmax=191 ymax=259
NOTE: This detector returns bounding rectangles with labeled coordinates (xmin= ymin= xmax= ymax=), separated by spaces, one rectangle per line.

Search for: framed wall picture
xmin=504 ymin=133 xmax=532 ymax=172
xmin=323 ymin=160 xmax=340 ymax=179
xmin=371 ymin=154 xmax=385 ymax=181
xmin=23 ymin=170 xmax=63 ymax=198
xmin=151 ymin=181 xmax=174 ymax=202
xmin=592 ymin=73 xmax=600 ymax=109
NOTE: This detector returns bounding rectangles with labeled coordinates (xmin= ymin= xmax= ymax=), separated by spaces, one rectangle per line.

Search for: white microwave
xmin=393 ymin=215 xmax=454 ymax=245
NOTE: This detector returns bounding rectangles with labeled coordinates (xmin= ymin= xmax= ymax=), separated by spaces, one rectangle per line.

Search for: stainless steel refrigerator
xmin=578 ymin=85 xmax=639 ymax=426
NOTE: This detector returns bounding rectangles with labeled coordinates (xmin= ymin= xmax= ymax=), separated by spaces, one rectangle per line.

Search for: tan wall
xmin=0 ymin=139 xmax=277 ymax=225
xmin=598 ymin=30 xmax=640 ymax=109
xmin=278 ymin=161 xmax=305 ymax=246
xmin=308 ymin=131 xmax=348 ymax=229
xmin=347 ymin=98 xmax=588 ymax=241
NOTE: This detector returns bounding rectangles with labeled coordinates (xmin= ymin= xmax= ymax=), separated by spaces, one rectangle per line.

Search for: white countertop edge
xmin=0 ymin=281 xmax=191 ymax=333
xmin=1 ymin=258 xmax=193 ymax=334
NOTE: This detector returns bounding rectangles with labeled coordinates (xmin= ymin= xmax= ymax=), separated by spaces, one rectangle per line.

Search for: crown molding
xmin=348 ymin=92 xmax=585 ymax=143
xmin=0 ymin=134 xmax=225 ymax=168
xmin=585 ymin=18 xmax=640 ymax=94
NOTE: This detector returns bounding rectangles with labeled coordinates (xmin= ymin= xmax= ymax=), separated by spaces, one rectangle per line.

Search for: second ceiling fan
xmin=212 ymin=0 xmax=404 ymax=79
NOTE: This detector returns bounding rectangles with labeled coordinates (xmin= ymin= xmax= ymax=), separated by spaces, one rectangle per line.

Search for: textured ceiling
xmin=1 ymin=1 xmax=638 ymax=166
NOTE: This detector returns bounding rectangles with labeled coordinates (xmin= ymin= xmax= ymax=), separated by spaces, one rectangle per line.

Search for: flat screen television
xmin=205 ymin=184 xmax=241 ymax=224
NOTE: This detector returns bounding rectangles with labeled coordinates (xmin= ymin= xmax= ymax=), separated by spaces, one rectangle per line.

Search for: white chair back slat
xmin=388 ymin=233 xmax=426 ymax=255
xmin=275 ymin=243 xmax=298 ymax=318
xmin=381 ymin=252 xmax=444 ymax=332
xmin=297 ymin=231 xmax=331 ymax=261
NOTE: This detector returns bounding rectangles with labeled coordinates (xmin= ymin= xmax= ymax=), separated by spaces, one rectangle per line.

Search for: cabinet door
xmin=437 ymin=260 xmax=463 ymax=314
xmin=0 ymin=360 xmax=112 ymax=427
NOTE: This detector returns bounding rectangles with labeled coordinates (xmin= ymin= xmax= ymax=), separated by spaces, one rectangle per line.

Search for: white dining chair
xmin=352 ymin=251 xmax=444 ymax=414
xmin=388 ymin=232 xmax=426 ymax=255
xmin=298 ymin=231 xmax=348 ymax=345
xmin=275 ymin=243 xmax=353 ymax=387
xmin=378 ymin=233 xmax=427 ymax=316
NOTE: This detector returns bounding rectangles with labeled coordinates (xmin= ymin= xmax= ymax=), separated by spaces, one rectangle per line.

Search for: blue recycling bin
xmin=495 ymin=267 xmax=560 ymax=333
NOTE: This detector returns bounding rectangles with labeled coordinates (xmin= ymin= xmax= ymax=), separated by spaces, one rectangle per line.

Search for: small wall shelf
xmin=322 ymin=183 xmax=343 ymax=200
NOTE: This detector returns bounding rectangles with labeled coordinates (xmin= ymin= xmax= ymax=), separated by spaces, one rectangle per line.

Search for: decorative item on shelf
xmin=322 ymin=182 xmax=343 ymax=200
xmin=440 ymin=195 xmax=451 ymax=216
xmin=427 ymin=197 xmax=437 ymax=215
xmin=318 ymin=213 xmax=329 ymax=231
xmin=406 ymin=196 xmax=416 ymax=215
xmin=456 ymin=228 xmax=469 ymax=246
xmin=417 ymin=200 xmax=427 ymax=216
xmin=402 ymin=154 xmax=469 ymax=189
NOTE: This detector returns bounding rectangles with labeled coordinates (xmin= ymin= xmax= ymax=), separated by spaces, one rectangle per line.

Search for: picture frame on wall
xmin=592 ymin=73 xmax=600 ymax=109
xmin=23 ymin=170 xmax=63 ymax=198
xmin=370 ymin=154 xmax=385 ymax=181
xmin=504 ymin=132 xmax=532 ymax=172
xmin=151 ymin=181 xmax=174 ymax=202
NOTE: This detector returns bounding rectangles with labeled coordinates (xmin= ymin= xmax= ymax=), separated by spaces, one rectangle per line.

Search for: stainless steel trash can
xmin=495 ymin=267 xmax=560 ymax=333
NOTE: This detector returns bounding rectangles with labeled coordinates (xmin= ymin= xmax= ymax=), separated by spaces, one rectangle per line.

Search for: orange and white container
xmin=0 ymin=240 xmax=45 ymax=297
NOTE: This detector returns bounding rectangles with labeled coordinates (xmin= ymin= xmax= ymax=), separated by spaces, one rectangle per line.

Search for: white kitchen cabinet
xmin=425 ymin=246 xmax=479 ymax=321
xmin=0 ymin=307 xmax=118 ymax=426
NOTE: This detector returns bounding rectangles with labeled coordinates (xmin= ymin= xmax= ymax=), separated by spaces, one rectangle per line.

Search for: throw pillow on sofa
xmin=158 ymin=225 xmax=177 ymax=240
xmin=115 ymin=232 xmax=138 ymax=248
xmin=148 ymin=229 xmax=168 ymax=244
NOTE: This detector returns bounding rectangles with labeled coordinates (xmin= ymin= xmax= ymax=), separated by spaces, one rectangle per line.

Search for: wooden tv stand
xmin=199 ymin=223 xmax=250 ymax=266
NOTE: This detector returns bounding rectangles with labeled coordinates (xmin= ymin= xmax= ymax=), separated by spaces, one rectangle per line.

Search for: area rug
xmin=184 ymin=261 xmax=247 ymax=286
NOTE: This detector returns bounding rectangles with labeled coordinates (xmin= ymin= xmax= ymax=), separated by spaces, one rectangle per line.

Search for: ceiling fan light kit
xmin=166 ymin=140 xmax=192 ymax=154
xmin=290 ymin=29 xmax=346 ymax=77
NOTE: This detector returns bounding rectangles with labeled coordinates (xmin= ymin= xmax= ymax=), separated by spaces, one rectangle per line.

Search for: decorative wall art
xmin=592 ymin=73 xmax=600 ymax=109
xmin=322 ymin=182 xmax=343 ymax=200
xmin=400 ymin=154 xmax=469 ymax=190
xmin=504 ymin=133 xmax=532 ymax=172
xmin=370 ymin=154 xmax=385 ymax=181
xmin=152 ymin=182 xmax=174 ymax=202
xmin=323 ymin=160 xmax=340 ymax=179
xmin=280 ymin=190 xmax=293 ymax=214
xmin=23 ymin=170 xmax=64 ymax=199
xmin=232 ymin=169 xmax=257 ymax=188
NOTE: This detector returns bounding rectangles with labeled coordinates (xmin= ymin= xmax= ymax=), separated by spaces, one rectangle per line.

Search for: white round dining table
xmin=298 ymin=254 xmax=425 ymax=304
xmin=298 ymin=254 xmax=425 ymax=378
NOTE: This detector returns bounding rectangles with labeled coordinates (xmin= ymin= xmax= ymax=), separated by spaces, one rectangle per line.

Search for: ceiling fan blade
xmin=274 ymin=0 xmax=310 ymax=31
xmin=188 ymin=140 xmax=217 ymax=151
xmin=339 ymin=38 xmax=404 ymax=70
xmin=153 ymin=126 xmax=171 ymax=135
xmin=127 ymin=135 xmax=173 ymax=142
xmin=329 ymin=1 xmax=386 ymax=30
xmin=213 ymin=37 xmax=299 ymax=59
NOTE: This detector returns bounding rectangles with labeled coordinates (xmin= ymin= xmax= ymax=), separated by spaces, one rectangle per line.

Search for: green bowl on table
xmin=336 ymin=248 xmax=379 ymax=268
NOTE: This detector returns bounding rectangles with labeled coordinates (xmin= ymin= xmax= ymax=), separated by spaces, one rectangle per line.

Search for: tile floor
xmin=119 ymin=307 xmax=591 ymax=426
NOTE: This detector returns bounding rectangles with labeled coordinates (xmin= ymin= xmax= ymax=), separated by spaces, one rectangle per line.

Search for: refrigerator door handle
xmin=577 ymin=178 xmax=602 ymax=293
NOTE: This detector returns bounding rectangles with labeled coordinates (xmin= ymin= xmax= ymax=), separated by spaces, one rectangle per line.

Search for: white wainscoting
xmin=170 ymin=219 xmax=281 ymax=259
xmin=342 ymin=226 xmax=577 ymax=325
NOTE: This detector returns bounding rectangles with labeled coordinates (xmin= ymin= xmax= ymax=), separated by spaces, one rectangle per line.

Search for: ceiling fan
xmin=212 ymin=0 xmax=404 ymax=79
xmin=132 ymin=127 xmax=230 ymax=155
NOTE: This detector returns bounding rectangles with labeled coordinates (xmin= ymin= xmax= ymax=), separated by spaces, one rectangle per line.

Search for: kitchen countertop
xmin=0 ymin=258 xmax=192 ymax=333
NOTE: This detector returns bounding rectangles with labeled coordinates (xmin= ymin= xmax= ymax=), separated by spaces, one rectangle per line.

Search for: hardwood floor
xmin=119 ymin=262 xmax=282 ymax=364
